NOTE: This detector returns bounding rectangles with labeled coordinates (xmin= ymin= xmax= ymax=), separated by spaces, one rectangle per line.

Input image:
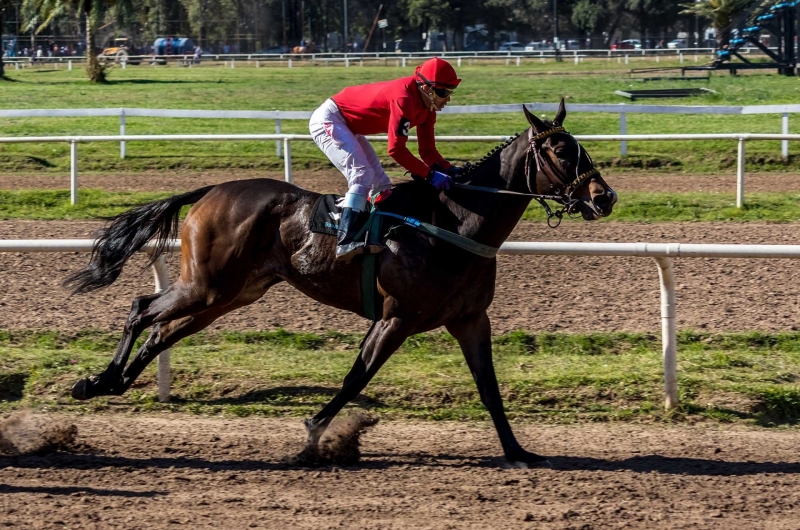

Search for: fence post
xmin=120 ymin=109 xmax=126 ymax=159
xmin=67 ymin=60 xmax=71 ymax=71
xmin=737 ymin=137 xmax=745 ymax=208
xmin=151 ymin=255 xmax=171 ymax=403
xmin=782 ymin=113 xmax=789 ymax=161
xmin=283 ymin=138 xmax=292 ymax=183
xmin=654 ymin=257 xmax=678 ymax=410
xmin=70 ymin=140 xmax=78 ymax=205
xmin=457 ymin=57 xmax=461 ymax=67
xmin=620 ymin=112 xmax=627 ymax=157
xmin=276 ymin=119 xmax=282 ymax=157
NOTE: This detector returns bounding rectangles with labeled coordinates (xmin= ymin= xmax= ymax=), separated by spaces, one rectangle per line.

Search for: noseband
xmin=524 ymin=126 xmax=600 ymax=227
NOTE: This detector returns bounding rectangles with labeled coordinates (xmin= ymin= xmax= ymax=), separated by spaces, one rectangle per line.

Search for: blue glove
xmin=443 ymin=165 xmax=464 ymax=179
xmin=426 ymin=169 xmax=454 ymax=191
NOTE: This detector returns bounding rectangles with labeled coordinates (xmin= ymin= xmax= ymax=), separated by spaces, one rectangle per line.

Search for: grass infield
xmin=1 ymin=328 xmax=798 ymax=425
xmin=1 ymin=64 xmax=800 ymax=174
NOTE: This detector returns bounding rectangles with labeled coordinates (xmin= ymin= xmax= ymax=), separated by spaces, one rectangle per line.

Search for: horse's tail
xmin=64 ymin=185 xmax=217 ymax=294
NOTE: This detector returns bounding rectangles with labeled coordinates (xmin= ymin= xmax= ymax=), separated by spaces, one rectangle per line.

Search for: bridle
xmin=524 ymin=126 xmax=600 ymax=227
xmin=455 ymin=125 xmax=601 ymax=227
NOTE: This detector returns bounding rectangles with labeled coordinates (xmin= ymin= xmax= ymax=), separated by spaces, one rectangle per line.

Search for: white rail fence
xmin=3 ymin=238 xmax=800 ymax=409
xmin=1 ymin=104 xmax=797 ymax=160
xmin=1 ymin=132 xmax=797 ymax=207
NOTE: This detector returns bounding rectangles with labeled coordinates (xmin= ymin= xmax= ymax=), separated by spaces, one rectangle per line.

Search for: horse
xmin=65 ymin=99 xmax=617 ymax=467
xmin=291 ymin=42 xmax=315 ymax=54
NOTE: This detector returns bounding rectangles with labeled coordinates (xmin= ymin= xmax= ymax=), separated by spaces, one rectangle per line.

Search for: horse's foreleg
xmin=304 ymin=318 xmax=408 ymax=449
xmin=446 ymin=311 xmax=548 ymax=468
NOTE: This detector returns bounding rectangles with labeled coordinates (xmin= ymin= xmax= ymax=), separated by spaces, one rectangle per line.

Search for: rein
xmin=455 ymin=126 xmax=600 ymax=228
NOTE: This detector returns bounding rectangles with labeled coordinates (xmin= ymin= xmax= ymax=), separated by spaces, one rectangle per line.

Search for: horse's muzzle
xmin=581 ymin=187 xmax=618 ymax=220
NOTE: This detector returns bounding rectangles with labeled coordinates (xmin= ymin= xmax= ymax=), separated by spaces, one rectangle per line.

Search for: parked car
xmin=560 ymin=39 xmax=581 ymax=50
xmin=498 ymin=41 xmax=526 ymax=52
xmin=524 ymin=41 xmax=554 ymax=52
xmin=611 ymin=40 xmax=638 ymax=50
xmin=667 ymin=39 xmax=687 ymax=49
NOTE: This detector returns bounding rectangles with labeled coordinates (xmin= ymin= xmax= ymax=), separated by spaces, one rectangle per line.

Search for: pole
xmin=553 ymin=0 xmax=561 ymax=62
xmin=120 ymin=110 xmax=126 ymax=159
xmin=737 ymin=137 xmax=745 ymax=208
xmin=152 ymin=256 xmax=171 ymax=403
xmin=655 ymin=257 xmax=678 ymax=410
xmin=283 ymin=138 xmax=292 ymax=183
xmin=363 ymin=4 xmax=383 ymax=53
xmin=344 ymin=0 xmax=349 ymax=53
xmin=782 ymin=113 xmax=789 ymax=160
xmin=70 ymin=140 xmax=78 ymax=205
xmin=620 ymin=113 xmax=627 ymax=157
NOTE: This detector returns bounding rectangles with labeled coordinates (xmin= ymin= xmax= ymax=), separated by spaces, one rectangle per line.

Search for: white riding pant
xmin=309 ymin=98 xmax=392 ymax=198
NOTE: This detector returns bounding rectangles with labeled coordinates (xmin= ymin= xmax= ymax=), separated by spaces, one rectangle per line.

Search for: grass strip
xmin=1 ymin=328 xmax=798 ymax=426
xmin=3 ymin=189 xmax=800 ymax=222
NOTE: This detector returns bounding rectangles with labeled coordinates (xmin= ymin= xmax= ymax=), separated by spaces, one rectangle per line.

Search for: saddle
xmin=309 ymin=192 xmax=499 ymax=321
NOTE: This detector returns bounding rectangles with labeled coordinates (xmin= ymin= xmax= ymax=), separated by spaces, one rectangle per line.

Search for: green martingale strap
xmin=376 ymin=211 xmax=499 ymax=259
xmin=361 ymin=211 xmax=384 ymax=322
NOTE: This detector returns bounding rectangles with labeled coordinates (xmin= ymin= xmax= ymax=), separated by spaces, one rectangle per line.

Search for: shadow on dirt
xmin=0 ymin=484 xmax=166 ymax=497
xmin=184 ymin=385 xmax=385 ymax=408
xmin=2 ymin=451 xmax=799 ymax=476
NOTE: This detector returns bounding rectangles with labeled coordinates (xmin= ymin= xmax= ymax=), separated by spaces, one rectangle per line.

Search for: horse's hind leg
xmin=72 ymin=280 xmax=237 ymax=400
xmin=303 ymin=318 xmax=409 ymax=452
xmin=71 ymin=292 xmax=163 ymax=399
xmin=111 ymin=279 xmax=280 ymax=395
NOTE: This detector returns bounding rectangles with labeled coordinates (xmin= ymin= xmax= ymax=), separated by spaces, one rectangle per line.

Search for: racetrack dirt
xmin=4 ymin=168 xmax=800 ymax=194
xmin=1 ymin=413 xmax=799 ymax=529
xmin=2 ymin=219 xmax=800 ymax=334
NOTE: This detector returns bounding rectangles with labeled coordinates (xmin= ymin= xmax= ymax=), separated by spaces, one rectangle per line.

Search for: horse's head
xmin=522 ymin=99 xmax=617 ymax=220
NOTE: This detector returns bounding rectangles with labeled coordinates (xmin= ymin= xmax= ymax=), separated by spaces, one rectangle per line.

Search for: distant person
xmin=193 ymin=46 xmax=202 ymax=64
xmin=308 ymin=57 xmax=461 ymax=260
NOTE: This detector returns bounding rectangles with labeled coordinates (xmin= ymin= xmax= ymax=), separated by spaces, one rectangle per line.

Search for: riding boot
xmin=336 ymin=207 xmax=369 ymax=261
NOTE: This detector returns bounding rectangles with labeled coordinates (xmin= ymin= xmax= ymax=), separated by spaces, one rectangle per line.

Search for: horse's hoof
xmin=504 ymin=450 xmax=551 ymax=469
xmin=71 ymin=378 xmax=92 ymax=400
xmin=504 ymin=458 xmax=552 ymax=470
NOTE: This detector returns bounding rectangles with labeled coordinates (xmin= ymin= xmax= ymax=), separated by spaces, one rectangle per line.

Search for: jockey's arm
xmin=387 ymin=100 xmax=435 ymax=177
xmin=417 ymin=113 xmax=451 ymax=170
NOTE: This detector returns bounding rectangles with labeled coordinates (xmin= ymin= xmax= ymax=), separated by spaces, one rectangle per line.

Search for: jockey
xmin=309 ymin=57 xmax=462 ymax=261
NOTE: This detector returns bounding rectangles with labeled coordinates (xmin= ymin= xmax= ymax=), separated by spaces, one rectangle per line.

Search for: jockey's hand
xmin=443 ymin=165 xmax=464 ymax=179
xmin=426 ymin=169 xmax=454 ymax=191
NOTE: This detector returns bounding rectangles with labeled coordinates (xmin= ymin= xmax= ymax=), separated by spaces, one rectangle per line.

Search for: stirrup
xmin=336 ymin=241 xmax=366 ymax=261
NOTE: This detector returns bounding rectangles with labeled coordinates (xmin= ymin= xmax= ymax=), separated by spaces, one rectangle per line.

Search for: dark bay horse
xmin=66 ymin=100 xmax=617 ymax=467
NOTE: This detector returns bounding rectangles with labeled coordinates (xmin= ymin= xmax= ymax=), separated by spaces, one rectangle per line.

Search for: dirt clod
xmin=291 ymin=413 xmax=379 ymax=467
xmin=0 ymin=411 xmax=78 ymax=455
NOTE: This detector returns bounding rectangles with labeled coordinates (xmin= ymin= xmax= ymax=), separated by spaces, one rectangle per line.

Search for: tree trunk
xmin=0 ymin=6 xmax=5 ymax=78
xmin=85 ymin=6 xmax=105 ymax=82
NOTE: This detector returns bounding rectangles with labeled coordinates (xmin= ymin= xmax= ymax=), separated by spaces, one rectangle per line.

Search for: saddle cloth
xmin=309 ymin=194 xmax=342 ymax=236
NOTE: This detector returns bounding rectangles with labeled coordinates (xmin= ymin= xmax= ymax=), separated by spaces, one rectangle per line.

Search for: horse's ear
xmin=523 ymin=105 xmax=546 ymax=132
xmin=553 ymin=98 xmax=567 ymax=126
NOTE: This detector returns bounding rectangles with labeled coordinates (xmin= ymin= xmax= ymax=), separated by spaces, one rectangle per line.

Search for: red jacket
xmin=331 ymin=76 xmax=451 ymax=177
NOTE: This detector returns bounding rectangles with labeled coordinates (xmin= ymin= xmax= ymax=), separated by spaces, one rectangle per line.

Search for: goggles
xmin=416 ymin=71 xmax=456 ymax=98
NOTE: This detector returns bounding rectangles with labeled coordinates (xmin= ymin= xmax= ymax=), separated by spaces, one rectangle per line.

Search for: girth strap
xmin=361 ymin=212 xmax=384 ymax=322
xmin=376 ymin=211 xmax=498 ymax=259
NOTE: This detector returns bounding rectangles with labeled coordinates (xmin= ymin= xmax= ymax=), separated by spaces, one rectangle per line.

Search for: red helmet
xmin=415 ymin=57 xmax=461 ymax=89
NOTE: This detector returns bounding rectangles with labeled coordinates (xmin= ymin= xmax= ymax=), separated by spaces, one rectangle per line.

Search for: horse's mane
xmin=461 ymin=118 xmax=559 ymax=177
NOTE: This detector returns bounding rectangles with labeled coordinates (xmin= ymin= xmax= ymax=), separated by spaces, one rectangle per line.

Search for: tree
xmin=22 ymin=0 xmax=135 ymax=82
xmin=0 ymin=0 xmax=13 ymax=78
xmin=681 ymin=0 xmax=753 ymax=47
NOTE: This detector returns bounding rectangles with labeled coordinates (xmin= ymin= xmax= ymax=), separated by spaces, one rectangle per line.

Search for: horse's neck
xmin=442 ymin=132 xmax=533 ymax=248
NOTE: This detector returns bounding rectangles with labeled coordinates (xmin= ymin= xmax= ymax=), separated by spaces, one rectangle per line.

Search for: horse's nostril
xmin=593 ymin=194 xmax=611 ymax=210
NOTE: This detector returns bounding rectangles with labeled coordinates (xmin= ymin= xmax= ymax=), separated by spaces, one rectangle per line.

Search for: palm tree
xmin=681 ymin=0 xmax=755 ymax=48
xmin=22 ymin=0 xmax=134 ymax=82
